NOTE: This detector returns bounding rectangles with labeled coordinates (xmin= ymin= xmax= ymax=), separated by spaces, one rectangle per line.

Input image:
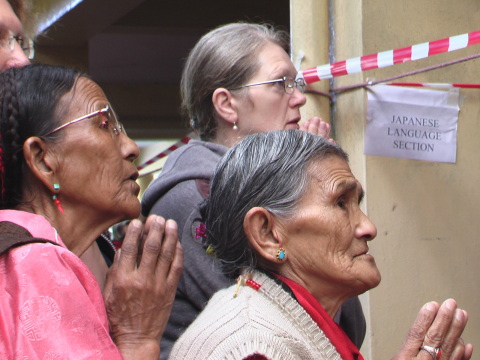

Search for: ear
xmin=22 ymin=137 xmax=57 ymax=192
xmin=212 ymin=87 xmax=239 ymax=126
xmin=244 ymin=207 xmax=282 ymax=264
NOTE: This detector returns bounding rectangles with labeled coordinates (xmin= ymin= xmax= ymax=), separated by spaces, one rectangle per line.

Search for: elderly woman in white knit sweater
xmin=169 ymin=130 xmax=472 ymax=360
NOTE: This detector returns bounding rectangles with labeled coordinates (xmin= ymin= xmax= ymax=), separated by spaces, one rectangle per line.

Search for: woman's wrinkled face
xmin=52 ymin=78 xmax=141 ymax=223
xmin=278 ymin=156 xmax=381 ymax=300
xmin=233 ymin=42 xmax=307 ymax=135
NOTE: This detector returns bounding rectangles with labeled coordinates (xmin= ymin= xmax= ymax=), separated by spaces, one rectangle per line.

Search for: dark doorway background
xmin=36 ymin=0 xmax=289 ymax=139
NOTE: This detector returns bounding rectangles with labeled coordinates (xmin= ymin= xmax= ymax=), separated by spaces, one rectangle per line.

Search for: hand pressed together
xmin=392 ymin=299 xmax=473 ymax=360
xmin=103 ymin=215 xmax=184 ymax=360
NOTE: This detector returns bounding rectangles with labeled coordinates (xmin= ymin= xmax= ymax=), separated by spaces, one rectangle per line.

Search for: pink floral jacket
xmin=0 ymin=210 xmax=123 ymax=359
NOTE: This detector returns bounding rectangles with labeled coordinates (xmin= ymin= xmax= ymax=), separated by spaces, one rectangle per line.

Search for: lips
xmin=127 ymin=170 xmax=141 ymax=196
xmin=128 ymin=171 xmax=139 ymax=181
xmin=354 ymin=247 xmax=370 ymax=257
xmin=132 ymin=182 xmax=141 ymax=196
xmin=286 ymin=118 xmax=300 ymax=129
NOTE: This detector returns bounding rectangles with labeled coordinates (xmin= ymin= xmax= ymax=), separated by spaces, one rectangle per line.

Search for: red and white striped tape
xmin=300 ymin=30 xmax=480 ymax=84
xmin=137 ymin=135 xmax=191 ymax=171
xmin=387 ymin=82 xmax=480 ymax=89
xmin=137 ymin=31 xmax=480 ymax=172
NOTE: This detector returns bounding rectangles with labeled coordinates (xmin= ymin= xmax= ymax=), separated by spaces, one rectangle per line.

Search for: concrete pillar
xmin=290 ymin=0 xmax=330 ymax=125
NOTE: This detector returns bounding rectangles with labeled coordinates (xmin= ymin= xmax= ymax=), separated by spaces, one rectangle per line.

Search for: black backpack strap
xmin=0 ymin=221 xmax=59 ymax=255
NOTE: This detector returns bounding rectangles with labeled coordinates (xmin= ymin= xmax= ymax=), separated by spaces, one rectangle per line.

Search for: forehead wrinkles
xmin=308 ymin=158 xmax=356 ymax=196
xmin=76 ymin=78 xmax=108 ymax=112
xmin=331 ymin=177 xmax=361 ymax=198
xmin=57 ymin=78 xmax=107 ymax=120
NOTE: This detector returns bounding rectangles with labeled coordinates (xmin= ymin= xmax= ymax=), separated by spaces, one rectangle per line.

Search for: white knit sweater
xmin=169 ymin=271 xmax=342 ymax=360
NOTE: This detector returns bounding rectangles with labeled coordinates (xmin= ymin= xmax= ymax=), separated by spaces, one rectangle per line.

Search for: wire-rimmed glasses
xmin=42 ymin=105 xmax=126 ymax=137
xmin=229 ymin=76 xmax=306 ymax=94
xmin=0 ymin=31 xmax=35 ymax=60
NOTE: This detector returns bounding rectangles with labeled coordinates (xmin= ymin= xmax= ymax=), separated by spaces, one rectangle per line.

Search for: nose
xmin=355 ymin=211 xmax=377 ymax=241
xmin=3 ymin=42 xmax=30 ymax=70
xmin=289 ymin=86 xmax=307 ymax=108
xmin=120 ymin=134 xmax=140 ymax=162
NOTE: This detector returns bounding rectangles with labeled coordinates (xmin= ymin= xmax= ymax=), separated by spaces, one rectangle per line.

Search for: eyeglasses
xmin=42 ymin=105 xmax=126 ymax=137
xmin=229 ymin=76 xmax=306 ymax=94
xmin=0 ymin=31 xmax=35 ymax=60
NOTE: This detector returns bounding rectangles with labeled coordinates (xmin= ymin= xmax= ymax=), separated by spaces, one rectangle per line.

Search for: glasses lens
xmin=108 ymin=107 xmax=127 ymax=136
xmin=22 ymin=38 xmax=35 ymax=60
xmin=6 ymin=32 xmax=15 ymax=51
xmin=3 ymin=32 xmax=35 ymax=59
xmin=118 ymin=122 xmax=127 ymax=135
xmin=284 ymin=78 xmax=295 ymax=94
xmin=296 ymin=78 xmax=306 ymax=94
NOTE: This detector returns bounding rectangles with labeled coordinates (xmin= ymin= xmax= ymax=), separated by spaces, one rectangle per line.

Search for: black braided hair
xmin=0 ymin=68 xmax=22 ymax=207
xmin=0 ymin=64 xmax=86 ymax=209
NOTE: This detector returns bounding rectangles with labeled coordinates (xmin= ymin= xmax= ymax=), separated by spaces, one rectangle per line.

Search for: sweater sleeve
xmin=0 ymin=243 xmax=123 ymax=359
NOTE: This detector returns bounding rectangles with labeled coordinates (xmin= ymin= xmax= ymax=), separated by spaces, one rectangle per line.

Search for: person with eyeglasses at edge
xmin=140 ymin=22 xmax=367 ymax=359
xmin=0 ymin=0 xmax=32 ymax=71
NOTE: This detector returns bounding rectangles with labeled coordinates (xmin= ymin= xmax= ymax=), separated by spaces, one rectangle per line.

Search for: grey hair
xmin=181 ymin=22 xmax=289 ymax=141
xmin=199 ymin=130 xmax=348 ymax=278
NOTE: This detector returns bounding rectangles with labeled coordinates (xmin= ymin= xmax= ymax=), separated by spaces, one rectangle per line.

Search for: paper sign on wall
xmin=364 ymin=85 xmax=460 ymax=163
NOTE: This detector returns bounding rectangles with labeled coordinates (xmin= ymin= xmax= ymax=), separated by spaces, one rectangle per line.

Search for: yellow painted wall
xmin=290 ymin=0 xmax=330 ymax=123
xmin=362 ymin=2 xmax=480 ymax=358
xmin=293 ymin=0 xmax=479 ymax=358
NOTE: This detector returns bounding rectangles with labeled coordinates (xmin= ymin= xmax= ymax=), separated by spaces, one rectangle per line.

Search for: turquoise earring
xmin=276 ymin=247 xmax=286 ymax=262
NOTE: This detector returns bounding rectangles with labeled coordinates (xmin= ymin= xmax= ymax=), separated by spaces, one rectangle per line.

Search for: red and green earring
xmin=52 ymin=184 xmax=64 ymax=213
